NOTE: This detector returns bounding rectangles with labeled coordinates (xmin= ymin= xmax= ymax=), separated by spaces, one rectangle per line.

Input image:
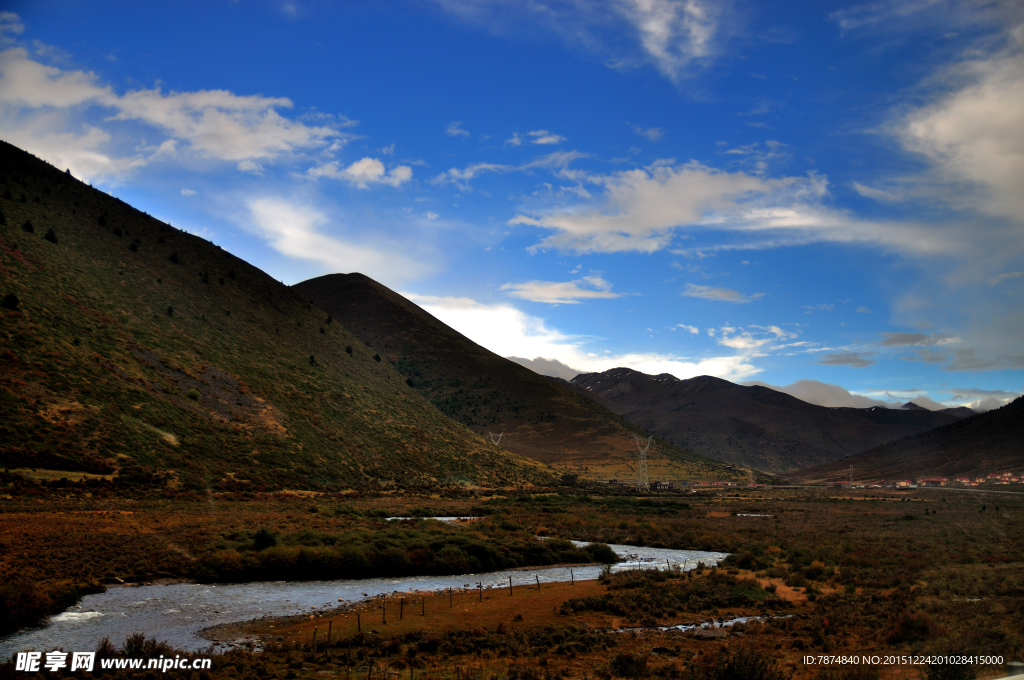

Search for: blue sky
xmin=2 ymin=0 xmax=1022 ymax=411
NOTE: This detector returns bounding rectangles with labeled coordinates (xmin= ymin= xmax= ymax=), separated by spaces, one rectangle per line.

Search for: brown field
xmin=1 ymin=486 xmax=1022 ymax=680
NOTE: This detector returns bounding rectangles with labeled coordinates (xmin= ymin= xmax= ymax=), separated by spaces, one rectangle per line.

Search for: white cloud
xmin=111 ymin=87 xmax=342 ymax=163
xmin=424 ymin=211 xmax=439 ymax=220
xmin=446 ymin=121 xmax=470 ymax=137
xmin=856 ymin=306 xmax=872 ymax=313
xmin=304 ymin=157 xmax=412 ymax=188
xmin=682 ymin=283 xmax=763 ymax=303
xmin=237 ymin=160 xmax=265 ymax=175
xmin=746 ymin=379 xmax=892 ymax=408
xmin=941 ymin=386 xmax=1021 ymax=412
xmin=0 ymin=46 xmax=351 ymax=182
xmin=0 ymin=118 xmax=146 ymax=181
xmin=527 ymin=129 xmax=566 ymax=145
xmin=245 ymin=198 xmax=431 ymax=285
xmin=501 ymin=276 xmax=621 ymax=304
xmin=511 ymin=161 xmax=767 ymax=253
xmin=510 ymin=159 xmax=968 ymax=256
xmin=180 ymin=188 xmax=196 ymax=196
xmin=505 ymin=132 xmax=522 ymax=146
xmin=676 ymin=324 xmax=699 ymax=334
xmin=754 ymin=379 xmax=1019 ymax=412
xmin=897 ymin=35 xmax=1024 ymax=222
xmin=0 ymin=47 xmax=108 ymax=107
xmin=620 ymin=0 xmax=719 ymax=82
xmin=506 ymin=356 xmax=581 ymax=380
xmin=403 ymin=292 xmax=763 ymax=382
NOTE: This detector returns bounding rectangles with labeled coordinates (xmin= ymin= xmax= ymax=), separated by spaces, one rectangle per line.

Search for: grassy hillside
xmin=293 ymin=274 xmax=748 ymax=483
xmin=787 ymin=395 xmax=1024 ymax=483
xmin=0 ymin=141 xmax=548 ymax=490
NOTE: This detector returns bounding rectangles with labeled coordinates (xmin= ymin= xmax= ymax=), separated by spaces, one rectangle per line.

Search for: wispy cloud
xmin=879 ymin=332 xmax=958 ymax=347
xmin=403 ymin=292 xmax=764 ymax=382
xmin=429 ymin=0 xmax=727 ymax=83
xmin=682 ymin=283 xmax=764 ymax=303
xmin=508 ymin=160 xmax=959 ymax=255
xmin=432 ymin=150 xmax=587 ymax=188
xmin=989 ymin=271 xmax=1024 ymax=286
xmin=946 ymin=349 xmax=1024 ymax=372
xmin=245 ymin=197 xmax=431 ymax=285
xmin=445 ymin=121 xmax=470 ymax=137
xmin=818 ymin=352 xmax=876 ymax=368
xmin=0 ymin=12 xmax=25 ymax=43
xmin=304 ymin=157 xmax=412 ymax=188
xmin=527 ymin=129 xmax=565 ymax=145
xmin=630 ymin=124 xmax=664 ymax=141
xmin=501 ymin=276 xmax=622 ymax=304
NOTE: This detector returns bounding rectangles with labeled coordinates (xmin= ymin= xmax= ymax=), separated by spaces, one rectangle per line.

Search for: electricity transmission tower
xmin=488 ymin=432 xmax=504 ymax=446
xmin=632 ymin=435 xmax=652 ymax=492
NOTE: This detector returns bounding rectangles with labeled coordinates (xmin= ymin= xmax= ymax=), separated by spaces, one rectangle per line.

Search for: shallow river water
xmin=0 ymin=543 xmax=727 ymax=658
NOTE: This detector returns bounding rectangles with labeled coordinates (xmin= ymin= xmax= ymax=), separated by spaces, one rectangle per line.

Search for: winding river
xmin=0 ymin=542 xmax=728 ymax=658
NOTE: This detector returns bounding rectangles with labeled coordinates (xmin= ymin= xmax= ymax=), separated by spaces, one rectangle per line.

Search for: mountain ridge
xmin=569 ymin=368 xmax=966 ymax=473
xmin=786 ymin=395 xmax=1024 ymax=483
xmin=292 ymin=274 xmax=748 ymax=482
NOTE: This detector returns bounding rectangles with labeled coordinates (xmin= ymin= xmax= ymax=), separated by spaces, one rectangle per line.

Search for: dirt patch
xmin=131 ymin=349 xmax=286 ymax=434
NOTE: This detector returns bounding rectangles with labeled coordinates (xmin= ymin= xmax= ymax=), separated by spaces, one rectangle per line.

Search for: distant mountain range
xmin=293 ymin=274 xmax=745 ymax=482
xmin=569 ymin=368 xmax=970 ymax=473
xmin=0 ymin=141 xmax=546 ymax=490
xmin=787 ymin=395 xmax=1024 ymax=483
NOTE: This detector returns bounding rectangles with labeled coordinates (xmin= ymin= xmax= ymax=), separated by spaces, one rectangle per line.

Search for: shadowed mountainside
xmin=569 ymin=368 xmax=966 ymax=473
xmin=787 ymin=395 xmax=1024 ymax=483
xmin=293 ymin=274 xmax=748 ymax=482
xmin=0 ymin=141 xmax=548 ymax=490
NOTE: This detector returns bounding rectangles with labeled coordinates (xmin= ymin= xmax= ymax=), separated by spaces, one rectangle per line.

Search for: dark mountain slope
xmin=788 ymin=396 xmax=1024 ymax=483
xmin=570 ymin=368 xmax=964 ymax=473
xmin=293 ymin=274 xmax=746 ymax=482
xmin=0 ymin=140 xmax=544 ymax=490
